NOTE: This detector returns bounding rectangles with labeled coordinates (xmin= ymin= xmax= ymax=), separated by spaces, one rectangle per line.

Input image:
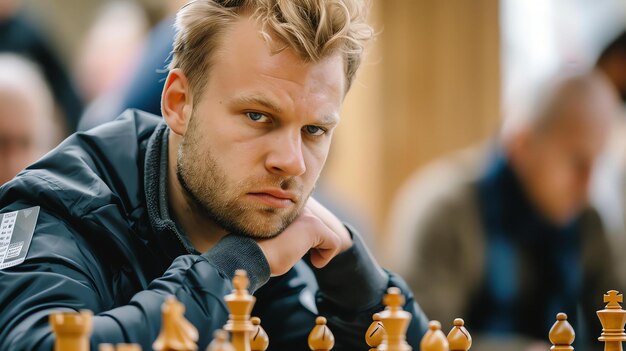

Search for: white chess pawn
xmin=365 ymin=313 xmax=385 ymax=351
xmin=420 ymin=321 xmax=448 ymax=351
xmin=308 ymin=316 xmax=335 ymax=351
xmin=447 ymin=318 xmax=471 ymax=351
xmin=250 ymin=317 xmax=269 ymax=351
xmin=549 ymin=313 xmax=574 ymax=351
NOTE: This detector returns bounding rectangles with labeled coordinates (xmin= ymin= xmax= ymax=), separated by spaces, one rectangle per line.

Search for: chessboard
xmin=48 ymin=270 xmax=626 ymax=351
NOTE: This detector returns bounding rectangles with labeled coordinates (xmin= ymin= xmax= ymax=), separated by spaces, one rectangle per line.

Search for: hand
xmin=305 ymin=197 xmax=353 ymax=253
xmin=255 ymin=197 xmax=353 ymax=276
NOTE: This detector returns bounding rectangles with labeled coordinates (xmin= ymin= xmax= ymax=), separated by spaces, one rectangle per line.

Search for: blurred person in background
xmin=387 ymin=70 xmax=621 ymax=351
xmin=74 ymin=0 xmax=149 ymax=129
xmin=593 ymin=29 xmax=626 ymax=288
xmin=78 ymin=0 xmax=186 ymax=131
xmin=0 ymin=0 xmax=83 ymax=133
xmin=0 ymin=54 xmax=60 ymax=185
xmin=597 ymin=30 xmax=626 ymax=102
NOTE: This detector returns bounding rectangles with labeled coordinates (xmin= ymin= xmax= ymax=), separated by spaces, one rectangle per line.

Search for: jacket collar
xmin=144 ymin=121 xmax=199 ymax=259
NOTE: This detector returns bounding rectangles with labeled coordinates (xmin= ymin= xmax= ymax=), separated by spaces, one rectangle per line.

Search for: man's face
xmin=517 ymin=94 xmax=614 ymax=225
xmin=176 ymin=17 xmax=345 ymax=239
xmin=0 ymin=89 xmax=43 ymax=185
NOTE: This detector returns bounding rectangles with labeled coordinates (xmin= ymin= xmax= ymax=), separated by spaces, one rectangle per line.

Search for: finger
xmin=308 ymin=224 xmax=341 ymax=268
xmin=311 ymin=222 xmax=340 ymax=251
xmin=309 ymin=238 xmax=345 ymax=268
xmin=305 ymin=197 xmax=352 ymax=252
xmin=309 ymin=248 xmax=333 ymax=268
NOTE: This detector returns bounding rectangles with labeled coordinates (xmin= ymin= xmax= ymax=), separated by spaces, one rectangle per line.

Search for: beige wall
xmin=325 ymin=0 xmax=501 ymax=240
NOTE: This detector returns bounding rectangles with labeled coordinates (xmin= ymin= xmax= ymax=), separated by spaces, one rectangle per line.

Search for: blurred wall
xmin=326 ymin=0 xmax=501 ymax=238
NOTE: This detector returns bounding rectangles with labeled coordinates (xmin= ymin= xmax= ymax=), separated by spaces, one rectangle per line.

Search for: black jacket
xmin=0 ymin=110 xmax=429 ymax=350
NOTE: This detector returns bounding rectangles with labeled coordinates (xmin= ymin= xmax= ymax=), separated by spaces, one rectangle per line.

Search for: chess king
xmin=0 ymin=0 xmax=429 ymax=349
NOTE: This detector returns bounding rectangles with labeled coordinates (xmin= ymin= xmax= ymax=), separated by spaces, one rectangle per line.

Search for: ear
xmin=161 ymin=68 xmax=193 ymax=136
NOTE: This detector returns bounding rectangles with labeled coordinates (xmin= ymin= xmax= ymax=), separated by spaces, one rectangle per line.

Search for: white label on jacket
xmin=0 ymin=206 xmax=39 ymax=270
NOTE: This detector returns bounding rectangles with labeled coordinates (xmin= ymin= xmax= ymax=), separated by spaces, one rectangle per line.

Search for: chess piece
xmin=99 ymin=344 xmax=115 ymax=351
xmin=207 ymin=330 xmax=235 ymax=351
xmin=308 ymin=316 xmax=335 ymax=351
xmin=365 ymin=313 xmax=385 ymax=351
xmin=378 ymin=287 xmax=412 ymax=351
xmin=420 ymin=321 xmax=448 ymax=351
xmin=549 ymin=313 xmax=574 ymax=351
xmin=116 ymin=344 xmax=142 ymax=351
xmin=99 ymin=344 xmax=142 ymax=351
xmin=49 ymin=309 xmax=93 ymax=351
xmin=447 ymin=318 xmax=471 ymax=351
xmin=224 ymin=270 xmax=256 ymax=351
xmin=597 ymin=290 xmax=626 ymax=351
xmin=153 ymin=296 xmax=199 ymax=351
xmin=249 ymin=317 xmax=269 ymax=351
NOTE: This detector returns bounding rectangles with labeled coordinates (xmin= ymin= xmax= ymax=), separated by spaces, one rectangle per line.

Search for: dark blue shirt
xmin=468 ymin=152 xmax=583 ymax=345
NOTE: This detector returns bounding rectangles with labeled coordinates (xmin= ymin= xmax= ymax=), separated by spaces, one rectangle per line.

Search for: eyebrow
xmin=317 ymin=113 xmax=340 ymax=126
xmin=231 ymin=93 xmax=283 ymax=114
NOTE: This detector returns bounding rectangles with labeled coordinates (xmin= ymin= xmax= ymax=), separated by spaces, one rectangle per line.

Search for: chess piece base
xmin=600 ymin=341 xmax=624 ymax=351
xmin=550 ymin=346 xmax=574 ymax=351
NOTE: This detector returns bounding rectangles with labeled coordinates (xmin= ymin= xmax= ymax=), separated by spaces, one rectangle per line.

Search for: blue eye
xmin=246 ymin=112 xmax=269 ymax=122
xmin=304 ymin=125 xmax=325 ymax=136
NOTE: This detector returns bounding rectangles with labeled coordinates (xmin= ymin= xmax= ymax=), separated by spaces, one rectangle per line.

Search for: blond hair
xmin=169 ymin=0 xmax=373 ymax=98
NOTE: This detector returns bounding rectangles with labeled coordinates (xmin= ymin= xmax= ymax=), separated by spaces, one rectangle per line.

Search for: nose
xmin=265 ymin=130 xmax=306 ymax=177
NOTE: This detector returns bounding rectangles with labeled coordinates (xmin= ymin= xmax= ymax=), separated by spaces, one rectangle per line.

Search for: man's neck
xmin=167 ymin=133 xmax=228 ymax=253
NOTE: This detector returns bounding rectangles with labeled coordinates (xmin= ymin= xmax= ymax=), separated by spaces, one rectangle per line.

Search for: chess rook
xmin=598 ymin=290 xmax=626 ymax=351
xmin=378 ymin=287 xmax=412 ymax=351
xmin=224 ymin=270 xmax=256 ymax=351
xmin=447 ymin=318 xmax=471 ymax=351
xmin=549 ymin=313 xmax=575 ymax=351
xmin=50 ymin=310 xmax=93 ymax=351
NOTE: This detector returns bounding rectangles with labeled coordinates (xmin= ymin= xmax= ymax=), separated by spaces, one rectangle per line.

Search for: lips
xmin=247 ymin=189 xmax=297 ymax=208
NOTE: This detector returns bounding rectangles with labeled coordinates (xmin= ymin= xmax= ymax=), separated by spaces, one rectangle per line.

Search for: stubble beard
xmin=175 ymin=116 xmax=310 ymax=240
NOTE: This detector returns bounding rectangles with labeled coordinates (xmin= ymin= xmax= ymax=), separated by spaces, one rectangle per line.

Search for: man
xmin=597 ymin=30 xmax=626 ymax=101
xmin=593 ymin=29 xmax=626 ymax=288
xmin=0 ymin=53 xmax=60 ymax=185
xmin=0 ymin=0 xmax=83 ymax=132
xmin=0 ymin=1 xmax=428 ymax=350
xmin=387 ymin=71 xmax=621 ymax=351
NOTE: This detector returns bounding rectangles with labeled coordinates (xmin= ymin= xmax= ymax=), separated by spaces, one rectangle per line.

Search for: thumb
xmin=309 ymin=248 xmax=335 ymax=268
xmin=308 ymin=224 xmax=341 ymax=268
